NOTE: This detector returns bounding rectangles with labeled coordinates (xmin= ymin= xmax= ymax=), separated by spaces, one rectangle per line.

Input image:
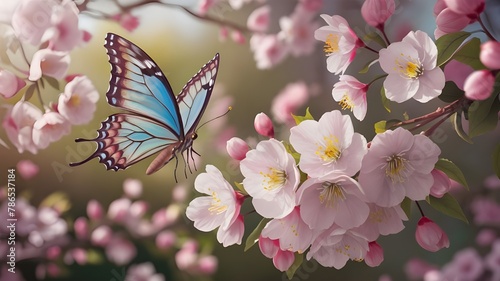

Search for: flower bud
xmin=464 ymin=70 xmax=495 ymax=101
xmin=361 ymin=0 xmax=395 ymax=29
xmin=434 ymin=8 xmax=470 ymax=39
xmin=444 ymin=0 xmax=485 ymax=19
xmin=226 ymin=137 xmax=249 ymax=160
xmin=415 ymin=216 xmax=450 ymax=252
xmin=73 ymin=217 xmax=88 ymax=240
xmin=247 ymin=5 xmax=270 ymax=32
xmin=272 ymin=249 xmax=295 ymax=272
xmin=123 ymin=178 xmax=142 ymax=198
xmin=71 ymin=248 xmax=87 ymax=265
xmin=365 ymin=241 xmax=384 ymax=267
xmin=156 ymin=230 xmax=176 ymax=250
xmin=197 ymin=255 xmax=218 ymax=275
xmin=86 ymin=199 xmax=103 ymax=221
xmin=480 ymin=41 xmax=500 ymax=70
xmin=16 ymin=160 xmax=39 ymax=180
xmin=430 ymin=169 xmax=451 ymax=198
xmin=91 ymin=225 xmax=113 ymax=246
xmin=107 ymin=198 xmax=131 ymax=222
xmin=254 ymin=112 xmax=274 ymax=138
xmin=258 ymin=236 xmax=279 ymax=258
xmin=0 ymin=69 xmax=25 ymax=99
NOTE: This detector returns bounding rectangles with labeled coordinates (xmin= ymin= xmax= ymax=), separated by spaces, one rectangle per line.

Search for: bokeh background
xmin=1 ymin=0 xmax=499 ymax=280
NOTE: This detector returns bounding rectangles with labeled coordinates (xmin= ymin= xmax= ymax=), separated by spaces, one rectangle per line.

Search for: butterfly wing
xmin=69 ymin=114 xmax=180 ymax=171
xmin=177 ymin=53 xmax=220 ymax=134
xmin=104 ymin=33 xmax=183 ymax=137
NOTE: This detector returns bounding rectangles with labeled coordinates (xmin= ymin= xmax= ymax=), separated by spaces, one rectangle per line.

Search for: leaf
xmin=283 ymin=141 xmax=300 ymax=164
xmin=24 ymin=84 xmax=37 ymax=101
xmin=244 ymin=218 xmax=270 ymax=252
xmin=493 ymin=143 xmax=500 ymax=179
xmin=286 ymin=253 xmax=304 ymax=280
xmin=452 ymin=37 xmax=486 ymax=70
xmin=359 ymin=59 xmax=379 ymax=74
xmin=403 ymin=112 xmax=409 ymax=121
xmin=85 ymin=249 xmax=104 ymax=264
xmin=363 ymin=32 xmax=387 ymax=48
xmin=39 ymin=192 xmax=71 ymax=213
xmin=374 ymin=120 xmax=387 ymax=134
xmin=468 ymin=90 xmax=500 ymax=138
xmin=435 ymin=158 xmax=469 ymax=190
xmin=436 ymin=31 xmax=470 ymax=67
xmin=292 ymin=108 xmax=314 ymax=125
xmin=427 ymin=194 xmax=468 ymax=223
xmin=234 ymin=182 xmax=247 ymax=195
xmin=43 ymin=76 xmax=60 ymax=90
xmin=450 ymin=112 xmax=473 ymax=144
xmin=380 ymin=87 xmax=391 ymax=113
xmin=400 ymin=197 xmax=412 ymax=219
xmin=438 ymin=81 xmax=464 ymax=103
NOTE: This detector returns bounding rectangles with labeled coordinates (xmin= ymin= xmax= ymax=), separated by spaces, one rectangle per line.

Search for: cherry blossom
xmin=331 ymin=75 xmax=368 ymax=121
xmin=480 ymin=41 xmax=500 ymax=70
xmin=32 ymin=111 xmax=71 ymax=149
xmin=11 ymin=0 xmax=57 ymax=45
xmin=29 ymin=49 xmax=70 ymax=81
xmin=279 ymin=8 xmax=319 ymax=57
xmin=57 ymin=75 xmax=99 ymax=125
xmin=2 ymin=101 xmax=42 ymax=154
xmin=254 ymin=112 xmax=274 ymax=138
xmin=271 ymin=81 xmax=310 ymax=125
xmin=361 ymin=0 xmax=396 ymax=29
xmin=463 ymin=70 xmax=495 ymax=101
xmin=353 ymin=204 xmax=408 ymax=242
xmin=247 ymin=5 xmax=270 ymax=32
xmin=251 ymin=34 xmax=289 ymax=69
xmin=226 ymin=137 xmax=249 ymax=161
xmin=125 ymin=262 xmax=165 ymax=281
xmin=441 ymin=248 xmax=484 ymax=280
xmin=0 ymin=69 xmax=25 ymax=99
xmin=415 ymin=217 xmax=450 ymax=252
xmin=16 ymin=159 xmax=39 ymax=180
xmin=44 ymin=0 xmax=82 ymax=51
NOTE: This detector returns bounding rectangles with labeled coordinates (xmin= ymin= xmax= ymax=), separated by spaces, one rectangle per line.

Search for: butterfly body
xmin=70 ymin=33 xmax=220 ymax=178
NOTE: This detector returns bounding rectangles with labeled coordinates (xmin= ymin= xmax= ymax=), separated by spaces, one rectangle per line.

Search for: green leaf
xmin=401 ymin=197 xmax=412 ymax=219
xmin=24 ymin=84 xmax=37 ymax=101
xmin=450 ymin=112 xmax=473 ymax=144
xmin=374 ymin=120 xmax=387 ymax=134
xmin=363 ymin=32 xmax=387 ymax=48
xmin=451 ymin=37 xmax=486 ymax=70
xmin=468 ymin=90 xmax=500 ymax=138
xmin=244 ymin=218 xmax=270 ymax=252
xmin=292 ymin=108 xmax=314 ymax=125
xmin=86 ymin=249 xmax=104 ymax=264
xmin=283 ymin=141 xmax=300 ymax=164
xmin=493 ymin=143 xmax=500 ymax=179
xmin=436 ymin=31 xmax=470 ymax=67
xmin=380 ymin=87 xmax=391 ymax=113
xmin=286 ymin=253 xmax=304 ymax=280
xmin=359 ymin=59 xmax=378 ymax=74
xmin=403 ymin=112 xmax=409 ymax=121
xmin=234 ymin=182 xmax=247 ymax=195
xmin=435 ymin=158 xmax=469 ymax=190
xmin=43 ymin=76 xmax=60 ymax=90
xmin=427 ymin=194 xmax=468 ymax=223
xmin=39 ymin=192 xmax=71 ymax=213
xmin=438 ymin=81 xmax=464 ymax=103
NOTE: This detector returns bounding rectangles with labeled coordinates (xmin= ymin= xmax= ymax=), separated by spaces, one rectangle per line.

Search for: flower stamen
xmin=339 ymin=94 xmax=354 ymax=111
xmin=385 ymin=154 xmax=413 ymax=183
xmin=324 ymin=33 xmax=340 ymax=55
xmin=315 ymin=135 xmax=342 ymax=162
xmin=261 ymin=167 xmax=287 ymax=191
xmin=318 ymin=181 xmax=346 ymax=208
xmin=208 ymin=190 xmax=228 ymax=215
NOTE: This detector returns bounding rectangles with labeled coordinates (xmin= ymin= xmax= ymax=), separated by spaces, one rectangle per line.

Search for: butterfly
xmin=70 ymin=33 xmax=220 ymax=181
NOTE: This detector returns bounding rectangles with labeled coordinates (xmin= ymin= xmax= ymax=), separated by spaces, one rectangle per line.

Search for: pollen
xmin=339 ymin=94 xmax=354 ymax=111
xmin=315 ymin=135 xmax=342 ymax=162
xmin=319 ymin=181 xmax=346 ymax=208
xmin=385 ymin=154 xmax=413 ymax=183
xmin=260 ymin=167 xmax=287 ymax=191
xmin=324 ymin=33 xmax=340 ymax=55
xmin=70 ymin=95 xmax=81 ymax=107
xmin=208 ymin=190 xmax=228 ymax=215
xmin=395 ymin=54 xmax=424 ymax=79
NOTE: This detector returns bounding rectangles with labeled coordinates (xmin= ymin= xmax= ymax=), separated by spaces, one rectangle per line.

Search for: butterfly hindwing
xmin=104 ymin=33 xmax=183 ymax=137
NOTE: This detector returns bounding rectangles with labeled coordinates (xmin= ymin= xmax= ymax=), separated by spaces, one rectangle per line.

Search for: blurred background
xmin=1 ymin=0 xmax=499 ymax=280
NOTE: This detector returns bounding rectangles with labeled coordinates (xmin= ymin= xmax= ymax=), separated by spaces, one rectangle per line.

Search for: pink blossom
xmin=444 ymin=59 xmax=474 ymax=90
xmin=46 ymin=246 xmax=61 ymax=260
xmin=361 ymin=0 xmax=396 ymax=29
xmin=476 ymin=228 xmax=496 ymax=246
xmin=480 ymin=41 xmax=500 ymax=70
xmin=231 ymin=30 xmax=246 ymax=44
xmin=314 ymin=14 xmax=363 ymax=74
xmin=156 ymin=230 xmax=176 ymax=250
xmin=271 ymin=81 xmax=310 ymax=125
xmin=125 ymin=262 xmax=165 ymax=281
xmin=247 ymin=5 xmax=270 ymax=32
xmin=423 ymin=270 xmax=445 ymax=281
xmin=442 ymin=248 xmax=484 ymax=281
xmin=404 ymin=258 xmax=438 ymax=280
xmin=44 ymin=1 xmax=81 ymax=51
xmin=16 ymin=160 xmax=39 ymax=180
xmin=217 ymin=214 xmax=244 ymax=247
xmin=259 ymin=236 xmax=279 ymax=258
xmin=226 ymin=137 xmax=249 ymax=160
xmin=415 ymin=217 xmax=450 ymax=252
xmin=332 ymin=75 xmax=368 ymax=121
xmin=434 ymin=8 xmax=470 ymax=39
xmin=32 ymin=111 xmax=71 ymax=149
xmin=70 ymin=248 xmax=87 ymax=265
xmin=365 ymin=241 xmax=384 ymax=267
xmin=197 ymin=256 xmax=218 ymax=275
xmin=129 ymin=201 xmax=149 ymax=219
xmin=11 ymin=0 xmax=56 ymax=45
xmin=443 ymin=0 xmax=485 ymax=20
xmin=297 ymin=175 xmax=369 ymax=230
xmin=107 ymin=198 xmax=132 ymax=223
xmin=298 ymin=0 xmax=323 ymax=12
xmin=86 ymin=199 xmax=103 ymax=221
xmin=434 ymin=0 xmax=447 ymax=16
xmin=251 ymin=34 xmax=289 ymax=69
xmin=353 ymin=204 xmax=407 ymax=241
xmin=261 ymin=207 xmax=313 ymax=253
xmin=0 ymin=0 xmax=19 ymax=24
xmin=73 ymin=217 xmax=88 ymax=239
xmin=105 ymin=236 xmax=137 ymax=265
xmin=430 ymin=169 xmax=451 ymax=198
xmin=2 ymin=101 xmax=43 ymax=154
xmin=199 ymin=0 xmax=218 ymax=15
xmin=279 ymin=8 xmax=319 ymax=57
xmin=172 ymin=184 xmax=188 ymax=202
xmin=0 ymin=69 xmax=25 ymax=99
xmin=484 ymin=174 xmax=500 ymax=190
xmin=485 ymin=239 xmax=500 ymax=278
xmin=58 ymin=75 xmax=99 ymax=125
xmin=91 ymin=225 xmax=112 ymax=246
xmin=470 ymin=197 xmax=500 ymax=225
xmin=175 ymin=240 xmax=198 ymax=270
xmin=254 ymin=112 xmax=274 ymax=138
xmin=273 ymin=250 xmax=295 ymax=272
xmin=464 ymin=70 xmax=495 ymax=101
xmin=113 ymin=13 xmax=140 ymax=32
xmin=358 ymin=128 xmax=440 ymax=207
xmin=240 ymin=139 xmax=300 ymax=219
xmin=229 ymin=0 xmax=253 ymax=10
xmin=123 ymin=178 xmax=143 ymax=199
xmin=289 ymin=110 xmax=368 ymax=178
xmin=29 ymin=49 xmax=70 ymax=81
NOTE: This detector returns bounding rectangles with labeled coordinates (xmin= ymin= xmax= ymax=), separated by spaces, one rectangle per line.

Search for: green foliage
xmin=426 ymin=194 xmax=468 ymax=223
xmin=436 ymin=31 xmax=471 ymax=67
xmin=450 ymin=112 xmax=473 ymax=144
xmin=363 ymin=32 xmax=387 ymax=48
xmin=374 ymin=120 xmax=387 ymax=134
xmin=286 ymin=253 xmax=304 ymax=280
xmin=468 ymin=92 xmax=500 ymax=138
xmin=439 ymin=81 xmax=464 ymax=103
xmin=234 ymin=181 xmax=248 ymax=195
xmin=401 ymin=197 xmax=412 ymax=219
xmin=40 ymin=192 xmax=71 ymax=213
xmin=452 ymin=37 xmax=486 ymax=70
xmin=359 ymin=59 xmax=378 ymax=74
xmin=44 ymin=75 xmax=61 ymax=90
xmin=24 ymin=84 xmax=37 ymax=101
xmin=244 ymin=218 xmax=270 ymax=252
xmin=292 ymin=108 xmax=315 ymax=125
xmin=380 ymin=87 xmax=391 ymax=113
xmin=435 ymin=158 xmax=469 ymax=190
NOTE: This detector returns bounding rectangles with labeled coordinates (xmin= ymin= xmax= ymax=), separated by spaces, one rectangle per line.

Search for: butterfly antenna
xmin=196 ymin=106 xmax=232 ymax=132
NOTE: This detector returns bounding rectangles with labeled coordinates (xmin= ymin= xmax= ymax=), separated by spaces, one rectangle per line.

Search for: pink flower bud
xmin=156 ymin=230 xmax=176 ymax=250
xmin=107 ymin=198 xmax=131 ymax=222
xmin=464 ymin=70 xmax=495 ymax=101
xmin=444 ymin=59 xmax=474 ymax=90
xmin=105 ymin=236 xmax=137 ymax=266
xmin=0 ymin=69 xmax=25 ymax=99
xmin=247 ymin=5 xmax=270 ymax=32
xmin=46 ymin=246 xmax=61 ymax=260
xmin=480 ymin=41 xmax=500 ymax=70
xmin=197 ymin=255 xmax=218 ymax=275
xmin=29 ymin=49 xmax=70 ymax=81
xmin=272 ymin=250 xmax=295 ymax=272
xmin=46 ymin=263 xmax=60 ymax=278
xmin=129 ymin=200 xmax=149 ymax=218
xmin=444 ymin=0 xmax=485 ymax=19
xmin=415 ymin=217 xmax=450 ymax=252
xmin=475 ymin=228 xmax=496 ymax=246
xmin=172 ymin=184 xmax=188 ymax=202
xmin=86 ymin=199 xmax=103 ymax=220
xmin=152 ymin=208 xmax=169 ymax=229
xmin=365 ymin=241 xmax=384 ymax=267
xmin=404 ymin=258 xmax=438 ymax=280
xmin=434 ymin=0 xmax=447 ymax=16
xmin=434 ymin=8 xmax=470 ymax=39
xmin=82 ymin=30 xmax=92 ymax=43
xmin=112 ymin=13 xmax=140 ymax=32
xmin=254 ymin=112 xmax=274 ymax=138
xmin=16 ymin=160 xmax=39 ymax=180
xmin=175 ymin=245 xmax=198 ymax=270
xmin=430 ymin=169 xmax=451 ymax=198
xmin=73 ymin=217 xmax=88 ymax=239
xmin=258 ymin=236 xmax=279 ymax=258
xmin=123 ymin=178 xmax=142 ymax=198
xmin=226 ymin=137 xmax=249 ymax=160
xmin=361 ymin=0 xmax=396 ymax=29
xmin=231 ymin=30 xmax=246 ymax=45
xmin=71 ymin=248 xmax=87 ymax=265
xmin=91 ymin=225 xmax=113 ymax=246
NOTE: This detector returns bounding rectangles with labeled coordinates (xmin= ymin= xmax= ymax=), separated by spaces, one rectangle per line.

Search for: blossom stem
xmin=478 ymin=17 xmax=496 ymax=41
xmin=415 ymin=201 xmax=425 ymax=217
xmin=364 ymin=45 xmax=379 ymax=54
xmin=422 ymin=111 xmax=455 ymax=137
xmin=378 ymin=25 xmax=390 ymax=45
xmin=367 ymin=74 xmax=388 ymax=87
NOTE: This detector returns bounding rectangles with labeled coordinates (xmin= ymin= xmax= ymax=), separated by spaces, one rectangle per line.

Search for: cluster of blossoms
xmin=0 ymin=163 xmax=218 ymax=280
xmin=0 ymin=0 xmax=99 ymax=154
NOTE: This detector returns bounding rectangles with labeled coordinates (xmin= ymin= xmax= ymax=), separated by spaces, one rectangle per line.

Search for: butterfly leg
xmin=173 ymin=153 xmax=179 ymax=183
xmin=191 ymin=148 xmax=200 ymax=172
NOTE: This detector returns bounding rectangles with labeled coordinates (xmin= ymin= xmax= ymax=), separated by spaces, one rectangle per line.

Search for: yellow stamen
xmin=324 ymin=34 xmax=340 ymax=55
xmin=339 ymin=94 xmax=354 ymax=111
xmin=385 ymin=154 xmax=412 ymax=183
xmin=395 ymin=54 xmax=424 ymax=79
xmin=260 ymin=168 xmax=287 ymax=191
xmin=70 ymin=95 xmax=81 ymax=106
xmin=208 ymin=189 xmax=228 ymax=215
xmin=319 ymin=181 xmax=346 ymax=208
xmin=315 ymin=135 xmax=342 ymax=162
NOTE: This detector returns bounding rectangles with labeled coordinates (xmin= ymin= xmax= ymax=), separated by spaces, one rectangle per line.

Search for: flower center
xmin=261 ymin=167 xmax=287 ymax=191
xmin=324 ymin=34 xmax=340 ymax=55
xmin=208 ymin=190 xmax=228 ymax=215
xmin=339 ymin=94 xmax=354 ymax=111
xmin=385 ymin=154 xmax=413 ymax=183
xmin=70 ymin=95 xmax=81 ymax=107
xmin=395 ymin=55 xmax=424 ymax=79
xmin=315 ymin=135 xmax=342 ymax=162
xmin=319 ymin=181 xmax=346 ymax=208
